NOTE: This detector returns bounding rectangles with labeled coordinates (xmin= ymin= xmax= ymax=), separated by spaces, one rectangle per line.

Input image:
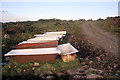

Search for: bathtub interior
xmin=45 ymin=31 xmax=66 ymax=35
xmin=34 ymin=34 xmax=63 ymax=38
xmin=5 ymin=47 xmax=61 ymax=56
xmin=58 ymin=43 xmax=78 ymax=55
xmin=35 ymin=36 xmax=59 ymax=40
xmin=18 ymin=40 xmax=57 ymax=44
xmin=27 ymin=37 xmax=59 ymax=42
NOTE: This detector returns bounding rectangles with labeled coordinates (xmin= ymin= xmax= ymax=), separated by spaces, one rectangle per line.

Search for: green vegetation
xmin=2 ymin=17 xmax=119 ymax=79
xmin=2 ymin=20 xmax=85 ymax=61
xmin=2 ymin=19 xmax=84 ymax=77
xmin=95 ymin=18 xmax=120 ymax=36
xmin=2 ymin=58 xmax=80 ymax=76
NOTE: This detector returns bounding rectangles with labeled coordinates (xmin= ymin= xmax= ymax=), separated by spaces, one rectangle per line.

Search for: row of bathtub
xmin=5 ymin=31 xmax=79 ymax=64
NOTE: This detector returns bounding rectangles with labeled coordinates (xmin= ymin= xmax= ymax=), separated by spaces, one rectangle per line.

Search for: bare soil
xmin=81 ymin=21 xmax=119 ymax=58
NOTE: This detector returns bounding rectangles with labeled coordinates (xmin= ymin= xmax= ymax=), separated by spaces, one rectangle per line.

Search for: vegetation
xmin=96 ymin=17 xmax=120 ymax=35
xmin=2 ymin=19 xmax=85 ymax=60
xmin=2 ymin=19 xmax=84 ymax=77
xmin=2 ymin=57 xmax=80 ymax=76
xmin=2 ymin=17 xmax=119 ymax=79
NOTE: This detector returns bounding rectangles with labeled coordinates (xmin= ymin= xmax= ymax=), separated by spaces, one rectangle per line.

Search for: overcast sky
xmin=1 ymin=0 xmax=119 ymax=22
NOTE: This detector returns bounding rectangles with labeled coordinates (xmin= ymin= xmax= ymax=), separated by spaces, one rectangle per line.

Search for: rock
xmin=33 ymin=62 xmax=39 ymax=67
xmin=32 ymin=67 xmax=35 ymax=70
xmin=89 ymin=61 xmax=93 ymax=65
xmin=83 ymin=65 xmax=88 ymax=69
xmin=109 ymin=46 xmax=112 ymax=48
xmin=5 ymin=57 xmax=10 ymax=61
xmin=57 ymin=72 xmax=65 ymax=77
xmin=8 ymin=65 xmax=11 ymax=68
xmin=100 ymin=54 xmax=104 ymax=57
xmin=86 ymin=74 xmax=103 ymax=78
xmin=99 ymin=70 xmax=103 ymax=74
xmin=71 ymin=35 xmax=74 ymax=38
xmin=88 ymin=68 xmax=103 ymax=72
xmin=67 ymin=70 xmax=72 ymax=75
xmin=96 ymin=57 xmax=101 ymax=61
xmin=113 ymin=64 xmax=118 ymax=68
xmin=76 ymin=67 xmax=84 ymax=71
xmin=86 ymin=58 xmax=89 ymax=60
xmin=47 ymin=71 xmax=53 ymax=75
xmin=41 ymin=76 xmax=45 ymax=79
xmin=74 ymin=72 xmax=82 ymax=75
xmin=81 ymin=62 xmax=85 ymax=65
xmin=77 ymin=47 xmax=80 ymax=49
xmin=2 ymin=44 xmax=5 ymax=47
xmin=24 ymin=69 xmax=26 ymax=72
xmin=73 ymin=75 xmax=81 ymax=79
xmin=46 ymin=76 xmax=54 ymax=79
xmin=74 ymin=42 xmax=78 ymax=45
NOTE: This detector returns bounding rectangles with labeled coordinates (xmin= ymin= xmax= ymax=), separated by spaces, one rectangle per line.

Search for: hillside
xmin=2 ymin=18 xmax=120 ymax=79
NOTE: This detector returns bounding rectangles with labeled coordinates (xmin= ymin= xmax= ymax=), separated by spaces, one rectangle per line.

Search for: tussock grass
xmin=2 ymin=57 xmax=80 ymax=76
xmin=95 ymin=21 xmax=120 ymax=36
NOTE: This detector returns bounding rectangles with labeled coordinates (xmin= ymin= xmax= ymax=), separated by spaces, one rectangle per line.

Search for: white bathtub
xmin=45 ymin=31 xmax=66 ymax=35
xmin=58 ymin=43 xmax=79 ymax=62
xmin=34 ymin=34 xmax=64 ymax=38
xmin=18 ymin=40 xmax=57 ymax=44
xmin=5 ymin=47 xmax=60 ymax=63
xmin=27 ymin=36 xmax=59 ymax=42
xmin=58 ymin=43 xmax=78 ymax=55
xmin=18 ymin=36 xmax=59 ymax=44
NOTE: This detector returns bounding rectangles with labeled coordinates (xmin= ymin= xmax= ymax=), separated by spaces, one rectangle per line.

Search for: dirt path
xmin=81 ymin=21 xmax=119 ymax=58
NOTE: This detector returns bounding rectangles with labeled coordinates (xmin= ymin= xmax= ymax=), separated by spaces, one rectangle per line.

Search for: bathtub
xmin=58 ymin=43 xmax=79 ymax=62
xmin=27 ymin=36 xmax=59 ymax=42
xmin=34 ymin=34 xmax=63 ymax=38
xmin=45 ymin=31 xmax=66 ymax=35
xmin=5 ymin=47 xmax=60 ymax=64
xmin=14 ymin=40 xmax=58 ymax=49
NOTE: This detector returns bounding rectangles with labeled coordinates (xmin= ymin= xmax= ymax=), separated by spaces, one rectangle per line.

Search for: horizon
xmin=1 ymin=1 xmax=119 ymax=22
xmin=1 ymin=16 xmax=119 ymax=23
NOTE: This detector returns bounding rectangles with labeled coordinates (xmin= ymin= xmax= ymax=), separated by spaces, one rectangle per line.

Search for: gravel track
xmin=81 ymin=21 xmax=119 ymax=58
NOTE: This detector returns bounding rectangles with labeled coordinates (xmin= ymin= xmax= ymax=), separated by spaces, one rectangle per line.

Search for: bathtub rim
xmin=58 ymin=43 xmax=79 ymax=55
xmin=4 ymin=47 xmax=61 ymax=56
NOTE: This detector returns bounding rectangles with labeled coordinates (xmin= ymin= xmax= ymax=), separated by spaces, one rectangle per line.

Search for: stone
xmin=76 ymin=67 xmax=84 ymax=71
xmin=73 ymin=75 xmax=81 ymax=79
xmin=57 ymin=72 xmax=65 ymax=76
xmin=32 ymin=67 xmax=35 ymax=70
xmin=2 ymin=44 xmax=5 ymax=47
xmin=5 ymin=57 xmax=10 ymax=61
xmin=86 ymin=74 xmax=103 ymax=78
xmin=46 ymin=76 xmax=54 ymax=79
xmin=81 ymin=62 xmax=85 ymax=65
xmin=24 ymin=69 xmax=26 ymax=72
xmin=8 ymin=65 xmax=11 ymax=68
xmin=83 ymin=65 xmax=89 ymax=69
xmin=96 ymin=57 xmax=101 ymax=61
xmin=86 ymin=58 xmax=89 ymax=60
xmin=88 ymin=68 xmax=103 ymax=72
xmin=100 ymin=54 xmax=104 ymax=57
xmin=109 ymin=46 xmax=112 ymax=48
xmin=113 ymin=64 xmax=118 ymax=68
xmin=67 ymin=70 xmax=72 ymax=75
xmin=47 ymin=71 xmax=53 ymax=75
xmin=33 ymin=62 xmax=39 ymax=67
xmin=89 ymin=61 xmax=93 ymax=64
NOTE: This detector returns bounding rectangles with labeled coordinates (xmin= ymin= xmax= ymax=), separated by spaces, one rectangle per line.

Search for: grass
xmin=2 ymin=57 xmax=80 ymax=76
xmin=2 ymin=20 xmax=85 ymax=78
xmin=32 ymin=21 xmax=85 ymax=38
xmin=95 ymin=20 xmax=120 ymax=36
